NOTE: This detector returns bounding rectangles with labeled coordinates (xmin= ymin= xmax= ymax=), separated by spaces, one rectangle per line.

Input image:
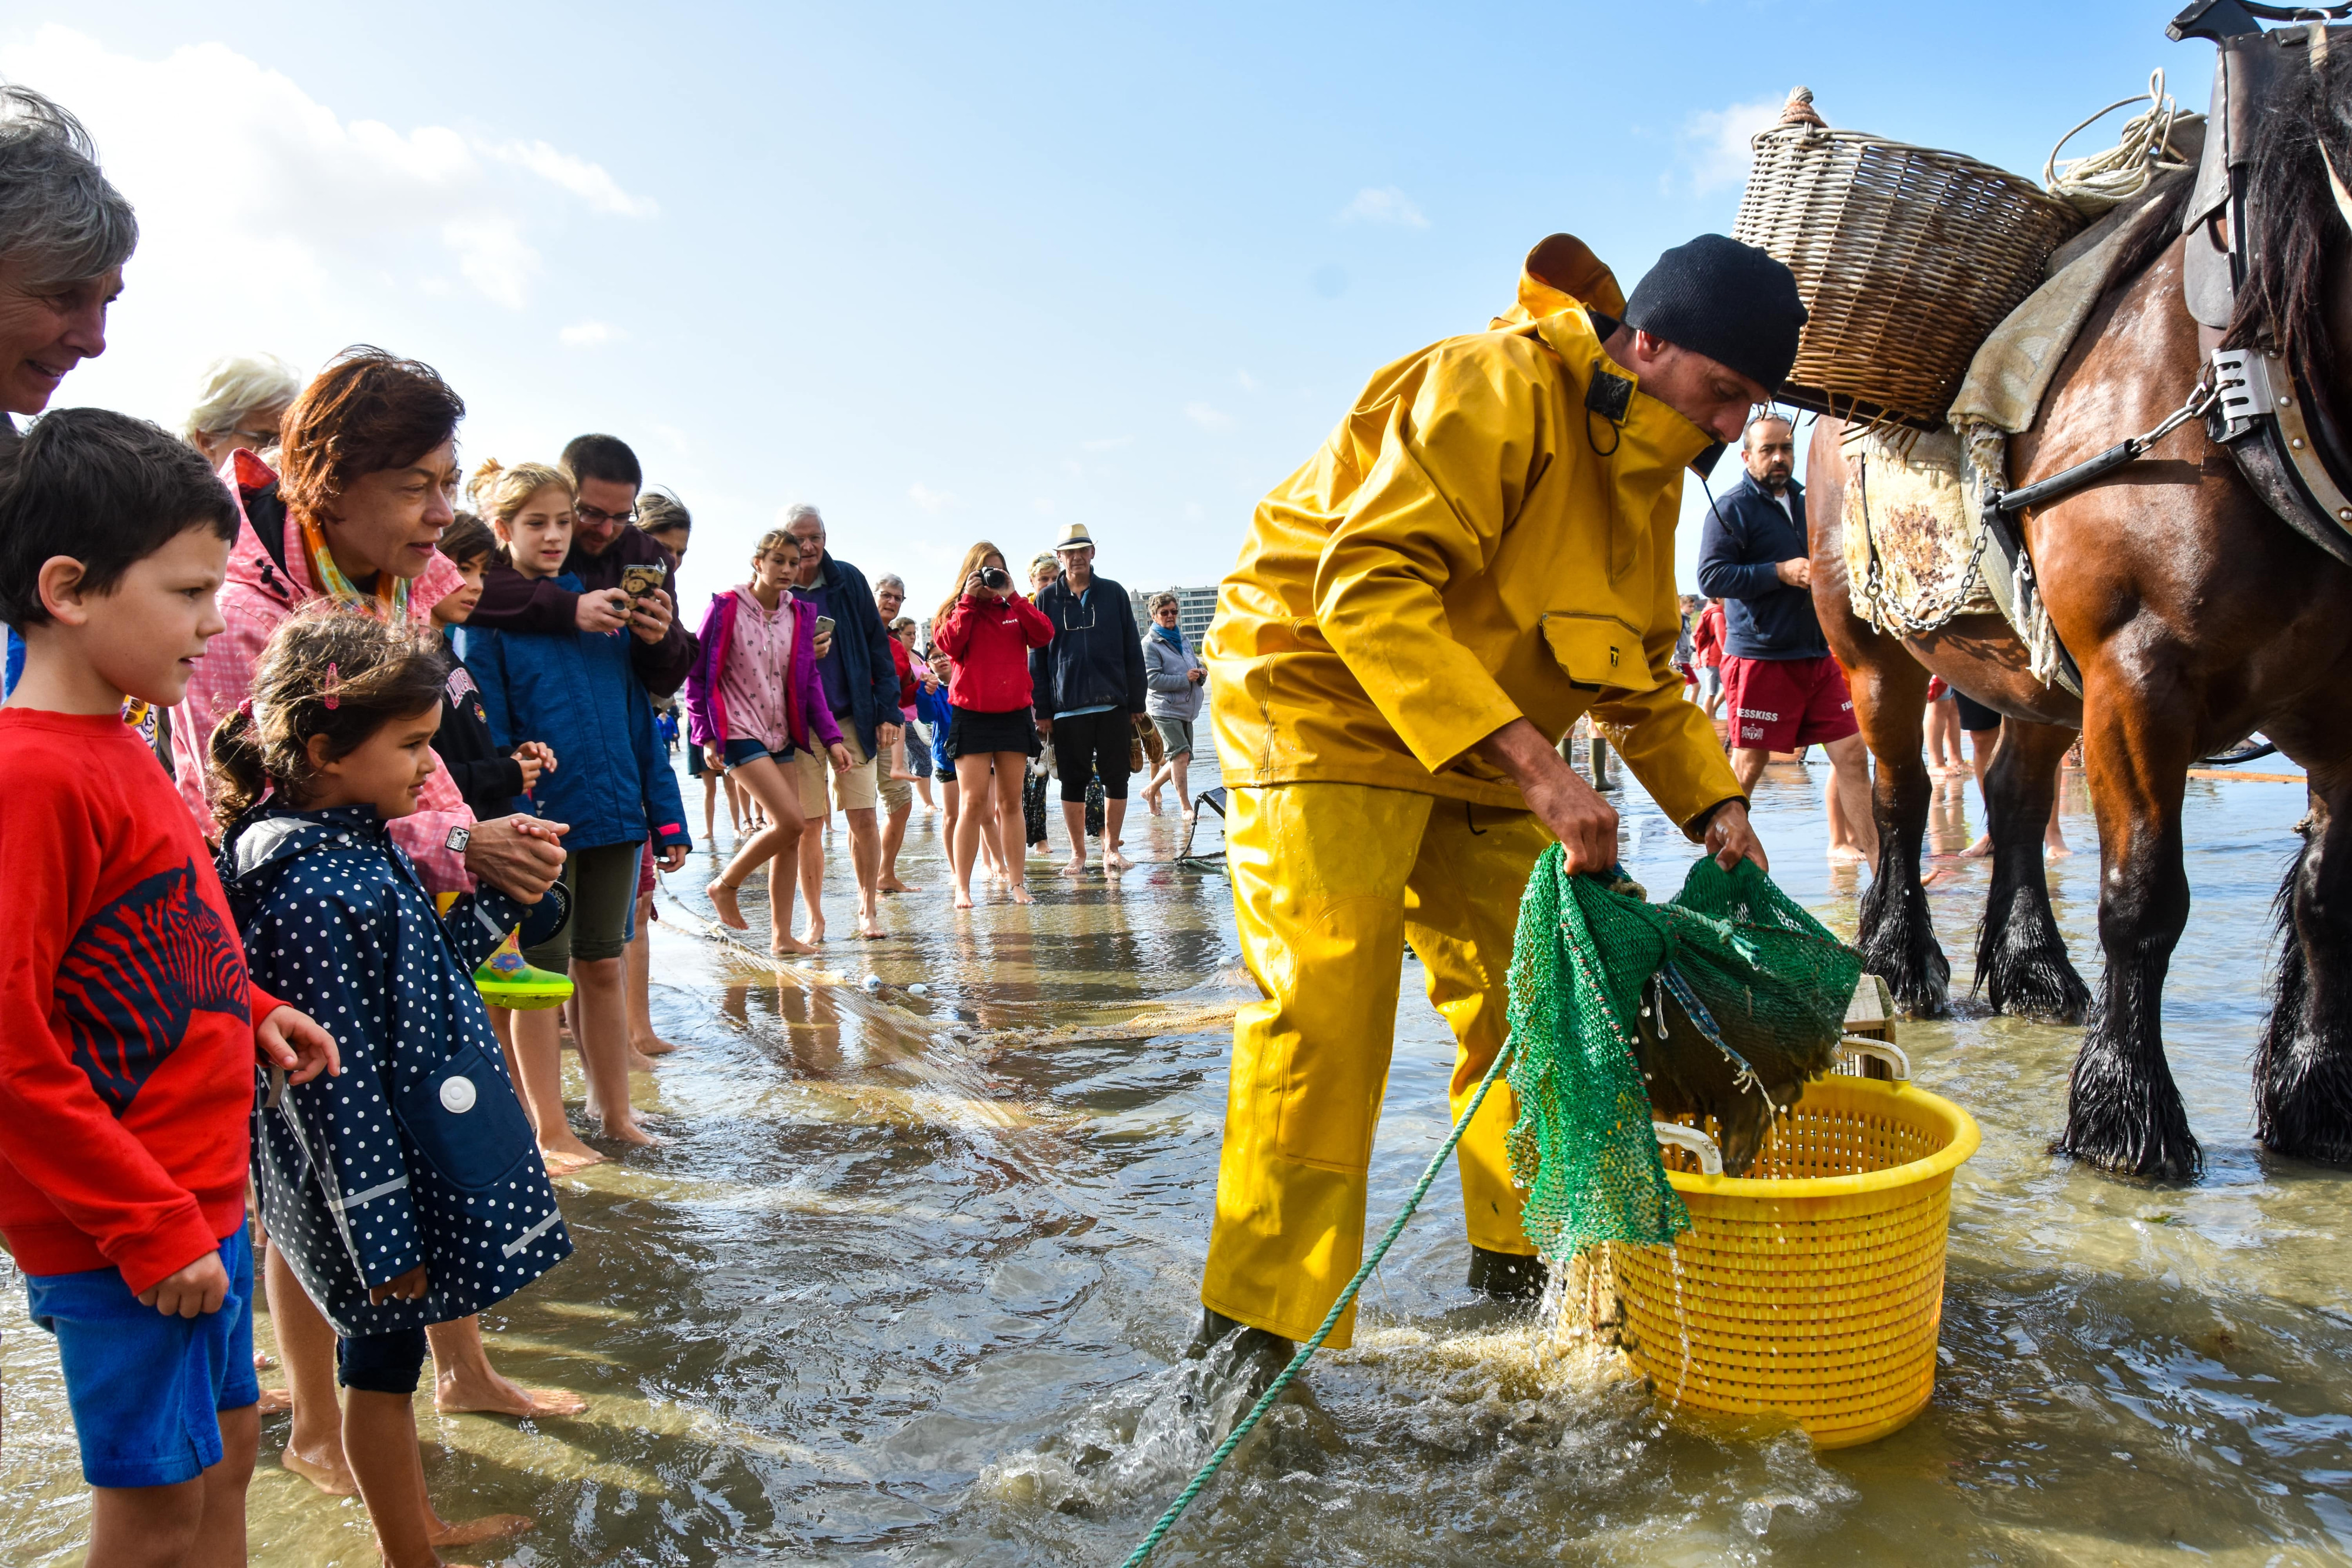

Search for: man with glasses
xmin=1031 ymin=523 xmax=1148 ymax=874
xmin=468 ymin=432 xmax=695 ymax=696
xmin=780 ymin=503 xmax=900 ymax=941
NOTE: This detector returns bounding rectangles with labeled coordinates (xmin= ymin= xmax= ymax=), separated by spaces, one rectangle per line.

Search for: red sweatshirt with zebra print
xmin=0 ymin=710 xmax=283 ymax=1293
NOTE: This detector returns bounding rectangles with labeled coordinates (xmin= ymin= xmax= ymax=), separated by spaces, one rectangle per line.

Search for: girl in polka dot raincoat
xmin=208 ymin=609 xmax=574 ymax=1558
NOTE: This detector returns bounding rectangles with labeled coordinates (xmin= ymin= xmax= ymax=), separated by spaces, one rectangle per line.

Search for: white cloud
xmin=1678 ymin=96 xmax=1782 ymax=196
xmin=1338 ymin=185 xmax=1428 ymax=229
xmin=559 ymin=320 xmax=620 ymax=347
xmin=1184 ymin=402 xmax=1232 ymax=432
xmin=907 ymin=482 xmax=955 ymax=514
xmin=1080 ymin=434 xmax=1133 ymax=452
xmin=0 ymin=26 xmax=656 ymax=319
xmin=1235 ymin=369 xmax=1259 ymax=392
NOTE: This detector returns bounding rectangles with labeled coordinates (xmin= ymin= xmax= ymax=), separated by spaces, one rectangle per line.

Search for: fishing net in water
xmin=1503 ymin=848 xmax=1864 ymax=1264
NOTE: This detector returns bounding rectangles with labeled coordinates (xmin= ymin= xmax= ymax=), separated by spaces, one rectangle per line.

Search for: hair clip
xmin=323 ymin=662 xmax=340 ymax=710
xmin=237 ymin=697 xmax=254 ymax=719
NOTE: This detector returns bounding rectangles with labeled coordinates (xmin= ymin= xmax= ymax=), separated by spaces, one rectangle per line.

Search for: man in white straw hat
xmin=1030 ymin=523 xmax=1148 ymax=873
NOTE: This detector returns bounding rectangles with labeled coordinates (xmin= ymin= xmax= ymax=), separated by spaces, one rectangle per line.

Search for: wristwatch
xmin=445 ymin=825 xmax=473 ymax=855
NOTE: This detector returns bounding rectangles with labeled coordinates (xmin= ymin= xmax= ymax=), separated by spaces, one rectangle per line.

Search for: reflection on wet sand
xmin=4 ymin=754 xmax=2346 ymax=1564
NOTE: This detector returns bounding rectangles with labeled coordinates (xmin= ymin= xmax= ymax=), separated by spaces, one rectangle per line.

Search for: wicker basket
xmin=1732 ymin=89 xmax=2083 ymax=429
xmin=1608 ymin=1071 xmax=1980 ymax=1449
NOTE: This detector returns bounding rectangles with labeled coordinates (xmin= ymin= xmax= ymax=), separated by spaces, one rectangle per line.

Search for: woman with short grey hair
xmin=0 ymin=85 xmax=136 ymax=442
xmin=184 ymin=353 xmax=301 ymax=470
xmin=1140 ymin=590 xmax=1207 ymax=818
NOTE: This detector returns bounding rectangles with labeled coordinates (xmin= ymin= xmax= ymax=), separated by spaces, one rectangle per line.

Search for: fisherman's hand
xmin=576 ymin=588 xmax=632 ymax=636
xmin=139 ymin=1252 xmax=232 ymax=1319
xmin=628 ymin=587 xmax=674 ymax=645
xmin=1774 ymin=557 xmax=1813 ymax=589
xmin=256 ymin=1005 xmax=340 ymax=1086
xmin=1703 ymin=798 xmax=1769 ymax=874
xmin=467 ymin=815 xmax=568 ymax=904
xmin=369 ymin=1265 xmax=428 ymax=1305
xmin=1476 ymin=717 xmax=1618 ymax=875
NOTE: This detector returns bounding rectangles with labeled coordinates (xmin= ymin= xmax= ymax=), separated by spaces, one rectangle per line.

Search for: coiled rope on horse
xmin=2044 ymin=69 xmax=2196 ymax=215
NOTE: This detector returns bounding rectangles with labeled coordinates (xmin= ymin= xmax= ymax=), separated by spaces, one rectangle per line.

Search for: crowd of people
xmin=0 ymin=88 xmax=1209 ymax=1568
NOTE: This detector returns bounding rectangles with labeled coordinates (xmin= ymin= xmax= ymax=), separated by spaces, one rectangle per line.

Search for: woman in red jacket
xmin=931 ymin=541 xmax=1053 ymax=907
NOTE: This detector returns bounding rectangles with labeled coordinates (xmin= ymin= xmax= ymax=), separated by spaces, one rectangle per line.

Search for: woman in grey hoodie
xmin=1139 ymin=592 xmax=1207 ymax=818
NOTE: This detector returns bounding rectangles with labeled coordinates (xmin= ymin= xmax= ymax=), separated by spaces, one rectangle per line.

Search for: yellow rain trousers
xmin=1197 ymin=235 xmax=1749 ymax=1347
xmin=1201 ymin=782 xmax=1551 ymax=1349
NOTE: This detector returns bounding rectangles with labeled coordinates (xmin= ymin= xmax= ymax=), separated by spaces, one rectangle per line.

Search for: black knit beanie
xmin=1621 ymin=234 xmax=1808 ymax=392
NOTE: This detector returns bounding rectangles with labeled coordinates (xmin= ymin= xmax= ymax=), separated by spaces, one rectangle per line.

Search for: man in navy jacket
xmin=1695 ymin=413 xmax=1878 ymax=863
xmin=1031 ymin=523 xmax=1149 ymax=874
xmin=783 ymin=503 xmax=903 ymax=940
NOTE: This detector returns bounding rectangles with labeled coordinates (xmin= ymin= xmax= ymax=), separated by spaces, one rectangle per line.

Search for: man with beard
xmin=1696 ymin=411 xmax=1877 ymax=862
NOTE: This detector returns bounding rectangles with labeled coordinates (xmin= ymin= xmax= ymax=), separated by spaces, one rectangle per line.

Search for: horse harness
xmin=1949 ymin=1 xmax=2352 ymax=696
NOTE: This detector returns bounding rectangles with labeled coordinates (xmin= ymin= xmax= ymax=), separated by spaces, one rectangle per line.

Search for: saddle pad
xmin=1839 ymin=426 xmax=1998 ymax=635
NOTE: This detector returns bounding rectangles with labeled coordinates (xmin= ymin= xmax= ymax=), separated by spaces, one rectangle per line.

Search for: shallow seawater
xmin=5 ymin=751 xmax=2347 ymax=1565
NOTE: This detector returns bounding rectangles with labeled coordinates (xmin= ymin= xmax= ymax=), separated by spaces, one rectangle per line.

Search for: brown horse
xmin=1806 ymin=63 xmax=2352 ymax=1181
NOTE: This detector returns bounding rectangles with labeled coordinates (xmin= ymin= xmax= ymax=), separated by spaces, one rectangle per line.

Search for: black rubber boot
xmin=1466 ymin=1245 xmax=1549 ymax=1301
xmin=1184 ymin=1308 xmax=1297 ymax=1400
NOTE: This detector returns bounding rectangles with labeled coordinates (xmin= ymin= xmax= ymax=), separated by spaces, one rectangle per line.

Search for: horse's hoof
xmin=1983 ymin=960 xmax=2091 ymax=1026
xmin=2054 ymin=1031 xmax=2203 ymax=1182
xmin=2254 ymin=1040 xmax=2352 ymax=1167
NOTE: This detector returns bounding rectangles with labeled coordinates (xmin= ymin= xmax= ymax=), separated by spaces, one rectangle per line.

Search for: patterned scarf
xmin=295 ymin=510 xmax=409 ymax=621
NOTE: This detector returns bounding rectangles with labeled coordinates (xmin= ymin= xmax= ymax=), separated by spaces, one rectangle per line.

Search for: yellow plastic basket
xmin=1608 ymin=1066 xmax=1980 ymax=1449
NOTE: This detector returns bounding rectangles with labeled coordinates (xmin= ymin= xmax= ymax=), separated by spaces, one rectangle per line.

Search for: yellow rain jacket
xmin=1206 ymin=237 xmax=1743 ymax=831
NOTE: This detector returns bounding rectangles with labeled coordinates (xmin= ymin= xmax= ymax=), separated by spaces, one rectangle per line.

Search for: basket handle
xmin=1652 ymin=1121 xmax=1724 ymax=1176
xmin=1838 ymin=1036 xmax=1912 ymax=1081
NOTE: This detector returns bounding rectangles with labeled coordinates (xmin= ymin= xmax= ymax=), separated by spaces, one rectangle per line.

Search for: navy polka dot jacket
xmin=221 ymin=805 xmax=573 ymax=1336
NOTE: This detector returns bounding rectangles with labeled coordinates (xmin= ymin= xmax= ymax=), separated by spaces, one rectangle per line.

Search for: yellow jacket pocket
xmin=1541 ymin=612 xmax=1641 ymax=691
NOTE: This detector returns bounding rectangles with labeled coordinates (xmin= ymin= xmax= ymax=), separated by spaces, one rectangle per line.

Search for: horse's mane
xmin=2229 ymin=44 xmax=2352 ymax=379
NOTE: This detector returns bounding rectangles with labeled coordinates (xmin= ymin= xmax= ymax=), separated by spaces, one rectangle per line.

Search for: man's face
xmin=572 ymin=477 xmax=638 ymax=556
xmin=58 ymin=524 xmax=231 ymax=708
xmin=1742 ymin=419 xmax=1796 ymax=490
xmin=1614 ymin=329 xmax=1773 ymax=446
xmin=321 ymin=438 xmax=460 ymax=582
xmin=877 ymin=584 xmax=903 ymax=620
xmin=0 ymin=259 xmax=119 ymax=418
xmin=787 ymin=521 xmax=825 ymax=583
xmin=1057 ymin=543 xmax=1095 ymax=580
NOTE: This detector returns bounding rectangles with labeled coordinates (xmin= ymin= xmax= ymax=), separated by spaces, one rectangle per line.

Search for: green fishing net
xmin=1502 ymin=849 xmax=1865 ymax=1264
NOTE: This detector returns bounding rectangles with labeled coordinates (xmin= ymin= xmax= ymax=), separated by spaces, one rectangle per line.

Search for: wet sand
xmin=5 ymin=751 xmax=2347 ymax=1564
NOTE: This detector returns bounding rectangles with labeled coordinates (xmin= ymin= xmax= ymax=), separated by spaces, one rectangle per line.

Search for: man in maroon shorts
xmin=1696 ymin=412 xmax=1879 ymax=862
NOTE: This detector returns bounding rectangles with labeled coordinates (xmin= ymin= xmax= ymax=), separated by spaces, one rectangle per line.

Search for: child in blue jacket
xmin=209 ymin=607 xmax=572 ymax=1567
xmin=455 ymin=460 xmax=690 ymax=1165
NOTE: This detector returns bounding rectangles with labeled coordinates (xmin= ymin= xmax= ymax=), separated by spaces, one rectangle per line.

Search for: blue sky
xmin=10 ymin=1 xmax=2203 ymax=614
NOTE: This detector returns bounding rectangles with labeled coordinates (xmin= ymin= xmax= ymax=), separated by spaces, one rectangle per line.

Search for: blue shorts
xmin=723 ymin=737 xmax=794 ymax=768
xmin=25 ymin=1228 xmax=259 ymax=1489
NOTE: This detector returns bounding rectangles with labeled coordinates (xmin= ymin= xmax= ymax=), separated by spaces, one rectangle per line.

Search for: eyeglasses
xmin=1057 ymin=597 xmax=1097 ymax=631
xmin=576 ymin=503 xmax=636 ymax=527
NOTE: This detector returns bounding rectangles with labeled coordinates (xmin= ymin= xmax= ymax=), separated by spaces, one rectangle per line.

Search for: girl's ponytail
xmin=207 ymin=706 xmax=270 ymax=829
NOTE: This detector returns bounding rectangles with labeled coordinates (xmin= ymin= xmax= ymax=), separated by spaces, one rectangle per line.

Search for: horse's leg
xmin=2256 ymin=781 xmax=2352 ymax=1164
xmin=1848 ymin=650 xmax=1949 ymax=1015
xmin=1974 ymin=718 xmax=2091 ymax=1023
xmin=2054 ymin=696 xmax=2199 ymax=1180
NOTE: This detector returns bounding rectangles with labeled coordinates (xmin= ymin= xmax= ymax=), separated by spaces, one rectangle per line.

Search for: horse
xmin=1803 ymin=48 xmax=2352 ymax=1182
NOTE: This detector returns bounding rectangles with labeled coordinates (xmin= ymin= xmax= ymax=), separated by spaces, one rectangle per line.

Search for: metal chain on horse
xmin=1853 ymin=452 xmax=1996 ymax=638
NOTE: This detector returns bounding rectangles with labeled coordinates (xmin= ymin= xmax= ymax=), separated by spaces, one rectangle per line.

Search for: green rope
xmin=1117 ymin=1035 xmax=1518 ymax=1567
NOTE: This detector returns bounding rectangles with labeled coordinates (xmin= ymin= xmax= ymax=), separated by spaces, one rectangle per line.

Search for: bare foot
xmin=435 ymin=1366 xmax=588 ymax=1419
xmin=1921 ymin=865 xmax=1955 ymax=887
xmin=599 ymin=1116 xmax=660 ymax=1148
xmin=769 ymin=933 xmax=818 ymax=955
xmin=626 ymin=1047 xmax=660 ymax=1072
xmin=428 ymin=1512 xmax=536 ymax=1547
xmin=1828 ymin=845 xmax=1869 ymax=862
xmin=878 ymin=875 xmax=918 ymax=894
xmin=2045 ymin=840 xmax=2072 ymax=860
xmin=254 ymin=1349 xmax=277 ymax=1372
xmin=953 ymin=884 xmax=975 ymax=910
xmin=256 ymin=1386 xmax=292 ymax=1417
xmin=802 ymin=918 xmax=827 ymax=944
xmin=1180 ymin=807 xmax=1196 ymax=823
xmin=855 ymin=912 xmax=886 ymax=939
xmin=631 ymin=1032 xmax=679 ymax=1057
xmin=1104 ymin=848 xmax=1131 ymax=871
xmin=1141 ymin=790 xmax=1162 ymax=815
xmin=707 ymin=878 xmax=747 ymax=930
xmin=1060 ymin=856 xmax=1089 ymax=878
xmin=540 ymin=1138 xmax=606 ymax=1175
xmin=1008 ymin=884 xmax=1034 ymax=905
xmin=280 ymin=1442 xmax=356 ymax=1496
xmin=1957 ymin=835 xmax=1992 ymax=860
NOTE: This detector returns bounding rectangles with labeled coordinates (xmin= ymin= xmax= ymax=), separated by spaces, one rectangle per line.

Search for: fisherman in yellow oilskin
xmin=1193 ymin=231 xmax=1802 ymax=1383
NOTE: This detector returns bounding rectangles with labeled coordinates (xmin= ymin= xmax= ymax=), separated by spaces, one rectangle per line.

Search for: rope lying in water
xmin=1118 ymin=1036 xmax=1519 ymax=1567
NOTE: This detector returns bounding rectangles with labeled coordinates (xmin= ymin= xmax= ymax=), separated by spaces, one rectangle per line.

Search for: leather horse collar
xmin=2174 ymin=1 xmax=2352 ymax=569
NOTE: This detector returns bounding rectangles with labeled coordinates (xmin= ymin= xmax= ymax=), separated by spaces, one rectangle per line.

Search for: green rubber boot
xmin=473 ymin=930 xmax=572 ymax=1010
